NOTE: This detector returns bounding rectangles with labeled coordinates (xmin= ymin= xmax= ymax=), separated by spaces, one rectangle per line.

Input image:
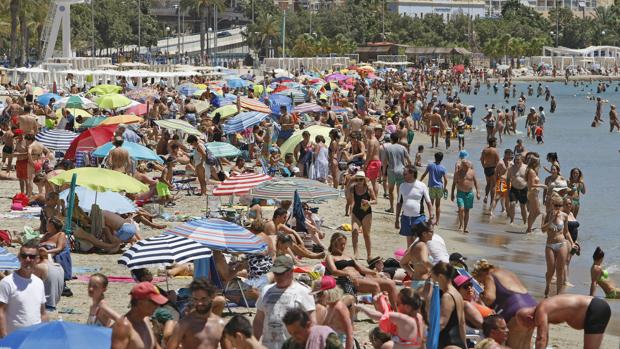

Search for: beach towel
xmin=75 ymin=275 xmax=167 ymax=283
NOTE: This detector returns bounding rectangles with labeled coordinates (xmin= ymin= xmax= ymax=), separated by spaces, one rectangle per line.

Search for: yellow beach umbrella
xmin=280 ymin=125 xmax=333 ymax=157
xmin=99 ymin=114 xmax=143 ymax=126
xmin=209 ymin=105 xmax=238 ymax=120
xmin=49 ymin=168 xmax=149 ymax=193
xmin=56 ymin=108 xmax=92 ymax=118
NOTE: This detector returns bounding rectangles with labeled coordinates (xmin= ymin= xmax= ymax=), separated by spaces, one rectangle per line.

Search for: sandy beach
xmin=0 ymin=130 xmax=616 ymax=348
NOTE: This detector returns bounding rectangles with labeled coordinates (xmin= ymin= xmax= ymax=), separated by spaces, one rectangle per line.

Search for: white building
xmin=389 ymin=0 xmax=486 ymax=20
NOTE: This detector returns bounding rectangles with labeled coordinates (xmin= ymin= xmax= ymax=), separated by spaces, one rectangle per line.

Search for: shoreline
xmin=491 ymin=75 xmax=620 ymax=82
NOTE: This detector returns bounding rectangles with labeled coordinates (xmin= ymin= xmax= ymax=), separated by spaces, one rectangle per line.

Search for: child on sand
xmin=415 ymin=145 xmax=424 ymax=167
xmin=157 ymin=157 xmax=175 ymax=207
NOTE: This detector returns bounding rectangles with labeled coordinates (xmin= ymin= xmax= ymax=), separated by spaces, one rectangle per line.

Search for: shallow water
xmin=428 ymin=80 xmax=620 ymax=333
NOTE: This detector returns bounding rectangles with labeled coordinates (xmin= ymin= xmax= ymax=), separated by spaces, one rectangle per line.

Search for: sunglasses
xmin=460 ymin=283 xmax=473 ymax=289
xmin=554 ymin=204 xmax=563 ymax=208
xmin=20 ymin=253 xmax=38 ymax=260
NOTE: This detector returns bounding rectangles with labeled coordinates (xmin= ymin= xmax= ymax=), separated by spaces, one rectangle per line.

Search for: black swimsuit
xmin=351 ymin=187 xmax=372 ymax=222
xmin=328 ymin=259 xmax=357 ymax=295
xmin=438 ymin=292 xmax=466 ymax=349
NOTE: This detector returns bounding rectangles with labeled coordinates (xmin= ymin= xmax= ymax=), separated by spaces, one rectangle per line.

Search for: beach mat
xmin=74 ymin=275 xmax=167 ymax=283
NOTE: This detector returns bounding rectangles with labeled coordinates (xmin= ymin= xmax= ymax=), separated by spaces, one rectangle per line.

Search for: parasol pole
xmin=64 ymin=173 xmax=77 ymax=238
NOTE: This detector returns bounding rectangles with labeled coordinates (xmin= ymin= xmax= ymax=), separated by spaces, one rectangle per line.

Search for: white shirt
xmin=256 ymin=281 xmax=316 ymax=349
xmin=412 ymin=233 xmax=449 ymax=265
xmin=0 ymin=272 xmax=45 ymax=334
xmin=398 ymin=180 xmax=430 ymax=217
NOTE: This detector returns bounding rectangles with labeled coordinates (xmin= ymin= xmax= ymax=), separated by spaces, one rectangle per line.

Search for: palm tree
xmin=291 ymin=34 xmax=315 ymax=57
xmin=244 ymin=12 xmax=280 ymax=58
xmin=9 ymin=0 xmax=19 ymax=66
xmin=182 ymin=0 xmax=225 ymax=64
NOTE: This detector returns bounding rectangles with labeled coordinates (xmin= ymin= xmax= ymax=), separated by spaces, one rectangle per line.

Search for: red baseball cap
xmin=130 ymin=282 xmax=168 ymax=305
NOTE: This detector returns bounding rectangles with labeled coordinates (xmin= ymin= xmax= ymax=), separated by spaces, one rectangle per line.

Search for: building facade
xmin=388 ymin=0 xmax=486 ymax=20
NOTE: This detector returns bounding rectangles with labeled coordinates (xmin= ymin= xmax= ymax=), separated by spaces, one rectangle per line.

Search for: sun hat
xmin=354 ymin=170 xmax=366 ymax=178
xmin=459 ymin=150 xmax=469 ymax=159
xmin=453 ymin=275 xmax=472 ymax=288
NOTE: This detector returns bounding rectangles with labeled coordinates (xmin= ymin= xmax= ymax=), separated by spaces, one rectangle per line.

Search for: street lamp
xmin=166 ymin=26 xmax=170 ymax=61
xmin=173 ymin=2 xmax=181 ymax=57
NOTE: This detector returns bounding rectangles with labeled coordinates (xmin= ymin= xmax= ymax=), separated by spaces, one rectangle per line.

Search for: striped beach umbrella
xmin=212 ymin=173 xmax=272 ymax=196
xmin=118 ymin=234 xmax=213 ymax=270
xmin=155 ymin=119 xmax=203 ymax=136
xmin=0 ymin=247 xmax=19 ymax=271
xmin=223 ymin=111 xmax=269 ymax=134
xmin=35 ymin=129 xmax=78 ymax=151
xmin=205 ymin=141 xmax=241 ymax=158
xmin=293 ymin=102 xmax=324 ymax=114
xmin=238 ymin=96 xmax=271 ymax=114
xmin=166 ymin=218 xmax=267 ymax=253
xmin=249 ymin=177 xmax=339 ymax=202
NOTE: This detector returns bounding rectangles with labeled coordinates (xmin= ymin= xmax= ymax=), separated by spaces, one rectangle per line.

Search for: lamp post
xmin=166 ymin=26 xmax=170 ymax=62
xmin=382 ymin=0 xmax=386 ymax=40
xmin=174 ymin=2 xmax=181 ymax=57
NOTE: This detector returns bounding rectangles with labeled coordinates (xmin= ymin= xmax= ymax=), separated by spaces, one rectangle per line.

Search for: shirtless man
xmin=18 ymin=105 xmax=39 ymax=135
xmin=167 ymin=278 xmax=228 ymax=349
xmin=111 ymin=282 xmax=168 ymax=349
xmin=451 ymin=160 xmax=480 ymax=233
xmin=525 ymin=107 xmax=538 ymax=139
xmin=102 ymin=210 xmax=140 ymax=245
xmin=480 ymin=137 xmax=500 ymax=206
xmin=183 ymin=98 xmax=197 ymax=126
xmin=516 ymin=294 xmax=611 ymax=349
xmin=608 ymin=105 xmax=619 ymax=132
xmin=364 ymin=127 xmax=381 ymax=197
xmin=491 ymin=149 xmax=513 ymax=216
xmin=429 ymin=107 xmax=445 ymax=148
xmin=506 ymin=154 xmax=529 ymax=224
xmin=263 ymin=208 xmax=324 ymax=260
xmin=594 ymin=97 xmax=603 ymax=125
xmin=349 ymin=112 xmax=363 ymax=141
xmin=108 ymin=137 xmax=131 ymax=174
xmin=277 ymin=106 xmax=295 ymax=146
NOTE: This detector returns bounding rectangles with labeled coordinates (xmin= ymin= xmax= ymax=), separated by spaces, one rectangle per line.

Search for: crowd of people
xmin=0 ymin=64 xmax=616 ymax=349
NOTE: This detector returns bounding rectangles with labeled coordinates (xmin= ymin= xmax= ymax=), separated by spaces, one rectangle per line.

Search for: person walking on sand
xmin=396 ymin=165 xmax=433 ymax=246
xmin=480 ymin=137 xmax=500 ymax=206
xmin=364 ymin=127 xmax=382 ymax=198
xmin=515 ymin=294 xmax=610 ymax=349
xmin=421 ymin=152 xmax=447 ymax=225
xmin=451 ymin=160 xmax=480 ymax=233
xmin=506 ymin=153 xmax=528 ymax=224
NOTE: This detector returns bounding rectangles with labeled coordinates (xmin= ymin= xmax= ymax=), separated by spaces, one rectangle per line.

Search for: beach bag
xmin=12 ymin=193 xmax=29 ymax=207
xmin=0 ymin=230 xmax=12 ymax=246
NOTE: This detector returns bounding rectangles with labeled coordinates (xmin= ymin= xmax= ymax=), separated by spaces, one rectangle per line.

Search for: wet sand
xmin=0 ymin=132 xmax=617 ymax=347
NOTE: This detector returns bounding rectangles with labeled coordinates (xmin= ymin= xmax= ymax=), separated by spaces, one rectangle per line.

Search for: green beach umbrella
xmin=280 ymin=125 xmax=333 ymax=157
xmin=65 ymin=95 xmax=84 ymax=109
xmin=155 ymin=119 xmax=203 ymax=136
xmin=97 ymin=94 xmax=132 ymax=109
xmin=209 ymin=105 xmax=238 ymax=120
xmin=205 ymin=141 xmax=242 ymax=158
xmin=80 ymin=116 xmax=106 ymax=129
xmin=89 ymin=84 xmax=122 ymax=95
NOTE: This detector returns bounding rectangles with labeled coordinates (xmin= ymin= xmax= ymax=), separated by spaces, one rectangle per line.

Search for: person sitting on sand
xmin=368 ymin=327 xmax=394 ymax=349
xmin=515 ymin=294 xmax=610 ymax=349
xmin=39 ymin=217 xmax=73 ymax=296
xmin=472 ymin=260 xmax=537 ymax=349
xmin=399 ymin=221 xmax=434 ymax=289
xmin=590 ymin=247 xmax=620 ymax=299
xmin=101 ymin=210 xmax=142 ymax=245
xmin=263 ymin=208 xmax=325 ymax=260
xmin=452 ymin=274 xmax=493 ymax=329
xmin=314 ymin=276 xmax=355 ymax=349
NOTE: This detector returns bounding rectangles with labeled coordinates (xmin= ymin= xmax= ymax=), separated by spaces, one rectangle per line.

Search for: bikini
xmin=87 ymin=305 xmax=106 ymax=327
xmin=567 ymin=220 xmax=580 ymax=242
xmin=490 ymin=274 xmax=537 ymax=323
xmin=597 ymin=269 xmax=618 ymax=299
xmin=329 ymin=259 xmax=357 ymax=295
xmin=391 ymin=314 xmax=424 ymax=348
xmin=546 ymin=220 xmax=566 ymax=252
xmin=438 ymin=292 xmax=466 ymax=349
xmin=351 ymin=187 xmax=372 ymax=222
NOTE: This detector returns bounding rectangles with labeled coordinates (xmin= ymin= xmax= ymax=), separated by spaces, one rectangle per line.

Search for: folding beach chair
xmin=193 ymin=257 xmax=252 ymax=315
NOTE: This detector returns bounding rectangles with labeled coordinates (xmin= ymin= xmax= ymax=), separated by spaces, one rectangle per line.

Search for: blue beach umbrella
xmin=37 ymin=93 xmax=61 ymax=106
xmin=0 ymin=247 xmax=19 ymax=271
xmin=267 ymin=94 xmax=292 ymax=116
xmin=0 ymin=321 xmax=112 ymax=349
xmin=223 ymin=111 xmax=270 ymax=134
xmin=59 ymin=186 xmax=137 ymax=214
xmin=178 ymin=83 xmax=199 ymax=96
xmin=205 ymin=141 xmax=242 ymax=158
xmin=35 ymin=129 xmax=78 ymax=151
xmin=226 ymin=78 xmax=249 ymax=88
xmin=92 ymin=141 xmax=163 ymax=162
xmin=165 ymin=218 xmax=267 ymax=253
xmin=427 ymin=282 xmax=441 ymax=349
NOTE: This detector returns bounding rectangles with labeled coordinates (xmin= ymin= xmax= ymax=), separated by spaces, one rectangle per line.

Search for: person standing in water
xmin=480 ymin=137 xmax=500 ymax=206
xmin=609 ymin=105 xmax=619 ymax=132
xmin=451 ymin=160 xmax=480 ymax=234
xmin=590 ymin=247 xmax=620 ymax=299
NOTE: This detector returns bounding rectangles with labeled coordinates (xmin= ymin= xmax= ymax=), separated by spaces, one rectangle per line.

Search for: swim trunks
xmin=366 ymin=160 xmax=381 ymax=181
xmin=429 ymin=187 xmax=444 ymax=200
xmin=509 ymin=187 xmax=528 ymax=205
xmin=156 ymin=182 xmax=171 ymax=198
xmin=278 ymin=130 xmax=294 ymax=141
xmin=483 ymin=166 xmax=496 ymax=177
xmin=15 ymin=159 xmax=28 ymax=180
xmin=584 ymin=297 xmax=611 ymax=334
xmin=412 ymin=112 xmax=422 ymax=121
xmin=431 ymin=126 xmax=440 ymax=135
xmin=2 ymin=145 xmax=13 ymax=154
xmin=387 ymin=172 xmax=404 ymax=186
xmin=399 ymin=215 xmax=427 ymax=237
xmin=495 ymin=178 xmax=509 ymax=196
xmin=115 ymin=222 xmax=137 ymax=242
xmin=456 ymin=190 xmax=474 ymax=209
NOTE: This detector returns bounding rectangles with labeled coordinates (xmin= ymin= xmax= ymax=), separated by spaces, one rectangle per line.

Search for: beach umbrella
xmin=0 ymin=247 xmax=19 ymax=271
xmin=59 ymin=186 xmax=137 ymax=214
xmin=35 ymin=129 xmax=78 ymax=151
xmin=427 ymin=282 xmax=441 ymax=349
xmin=292 ymin=190 xmax=306 ymax=231
xmin=226 ymin=78 xmax=249 ymax=88
xmin=79 ymin=116 xmax=106 ymax=129
xmin=49 ymin=168 xmax=149 ymax=193
xmin=325 ymin=73 xmax=347 ymax=82
xmin=205 ymin=141 xmax=241 ymax=158
xmin=357 ymin=65 xmax=375 ymax=73
xmin=118 ymin=234 xmax=213 ymax=270
xmin=99 ymin=114 xmax=143 ymax=126
xmin=275 ymin=89 xmax=305 ymax=103
xmin=178 ymin=83 xmax=199 ymax=96
xmin=452 ymin=64 xmax=465 ymax=74
xmin=36 ymin=93 xmax=61 ymax=106
xmin=212 ymin=173 xmax=272 ymax=196
xmin=92 ymin=141 xmax=162 ymax=163
xmin=238 ymin=96 xmax=271 ymax=114
xmin=280 ymin=125 xmax=333 ymax=158
xmin=89 ymin=84 xmax=122 ymax=95
xmin=155 ymin=119 xmax=203 ymax=136
xmin=0 ymin=321 xmax=112 ymax=349
xmin=96 ymin=94 xmax=132 ymax=109
xmin=166 ymin=218 xmax=267 ymax=253
xmin=293 ymin=102 xmax=324 ymax=114
xmin=266 ymin=94 xmax=292 ymax=116
xmin=55 ymin=108 xmax=92 ymax=119
xmin=125 ymin=87 xmax=159 ymax=102
xmin=250 ymin=177 xmax=339 ymax=202
xmin=123 ymin=102 xmax=148 ymax=116
xmin=209 ymin=104 xmax=238 ymax=119
xmin=222 ymin=111 xmax=270 ymax=134
xmin=192 ymin=100 xmax=210 ymax=114
xmin=64 ymin=124 xmax=116 ymax=159
xmin=58 ymin=95 xmax=96 ymax=109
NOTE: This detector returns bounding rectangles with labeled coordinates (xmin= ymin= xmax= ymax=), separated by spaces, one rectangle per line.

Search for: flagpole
xmin=282 ymin=10 xmax=286 ymax=58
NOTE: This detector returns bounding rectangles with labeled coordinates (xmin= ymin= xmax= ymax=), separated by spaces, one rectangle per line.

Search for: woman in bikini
xmin=542 ymin=194 xmax=575 ymax=297
xmin=325 ymin=233 xmax=398 ymax=308
xmin=568 ymin=167 xmax=586 ymax=217
xmin=431 ymin=262 xmax=467 ymax=349
xmin=87 ymin=273 xmax=120 ymax=327
xmin=355 ymin=288 xmax=426 ymax=349
xmin=472 ymin=260 xmax=538 ymax=349
xmin=526 ymin=155 xmax=546 ymax=233
xmin=347 ymin=170 xmax=376 ymax=261
xmin=590 ymin=247 xmax=620 ymax=299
